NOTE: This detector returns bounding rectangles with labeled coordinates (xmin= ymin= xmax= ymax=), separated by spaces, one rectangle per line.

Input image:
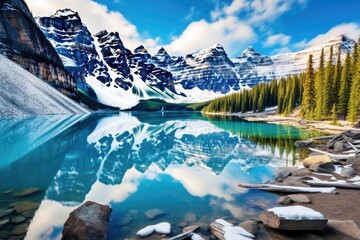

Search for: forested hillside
xmin=203 ymin=38 xmax=360 ymax=123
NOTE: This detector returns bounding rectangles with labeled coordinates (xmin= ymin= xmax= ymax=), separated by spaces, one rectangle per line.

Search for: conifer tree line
xmin=203 ymin=37 xmax=360 ymax=123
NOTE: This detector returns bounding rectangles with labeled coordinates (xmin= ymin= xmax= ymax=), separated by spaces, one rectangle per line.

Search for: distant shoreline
xmin=202 ymin=110 xmax=358 ymax=135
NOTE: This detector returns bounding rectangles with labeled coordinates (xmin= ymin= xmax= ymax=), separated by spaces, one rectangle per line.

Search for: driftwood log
xmin=238 ymin=183 xmax=336 ymax=193
xmin=209 ymin=221 xmax=227 ymax=240
xmin=308 ymin=148 xmax=356 ymax=160
xmin=302 ymin=180 xmax=360 ymax=189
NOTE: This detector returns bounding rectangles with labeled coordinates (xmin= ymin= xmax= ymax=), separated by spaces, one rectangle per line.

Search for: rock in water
xmin=11 ymin=223 xmax=29 ymax=235
xmin=13 ymin=202 xmax=40 ymax=214
xmin=261 ymin=206 xmax=327 ymax=231
xmin=62 ymin=201 xmax=112 ymax=240
xmin=0 ymin=208 xmax=14 ymax=218
xmin=238 ymin=220 xmax=260 ymax=235
xmin=302 ymin=155 xmax=331 ymax=167
xmin=13 ymin=188 xmax=41 ymax=197
xmin=144 ymin=209 xmax=166 ymax=220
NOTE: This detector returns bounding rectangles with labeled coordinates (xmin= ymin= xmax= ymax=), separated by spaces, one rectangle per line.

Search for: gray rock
xmin=0 ymin=219 xmax=9 ymax=228
xmin=4 ymin=190 xmax=13 ymax=195
xmin=344 ymin=130 xmax=360 ymax=139
xmin=347 ymin=155 xmax=360 ymax=168
xmin=62 ymin=201 xmax=112 ymax=240
xmin=275 ymin=167 xmax=296 ymax=180
xmin=238 ymin=220 xmax=260 ymax=235
xmin=199 ymin=223 xmax=210 ymax=232
xmin=283 ymin=176 xmax=311 ymax=187
xmin=144 ymin=209 xmax=166 ymax=220
xmin=0 ymin=208 xmax=14 ymax=218
xmin=178 ymin=221 xmax=188 ymax=228
xmin=11 ymin=223 xmax=29 ymax=235
xmin=277 ymin=196 xmax=292 ymax=205
xmin=334 ymin=141 xmax=347 ymax=153
xmin=12 ymin=216 xmax=26 ymax=224
xmin=327 ymin=219 xmax=360 ymax=239
xmin=13 ymin=188 xmax=41 ymax=198
xmin=340 ymin=167 xmax=356 ymax=178
xmin=294 ymin=140 xmax=313 ymax=148
xmin=288 ymin=194 xmax=311 ymax=203
xmin=292 ymin=168 xmax=312 ymax=177
xmin=13 ymin=202 xmax=40 ymax=214
xmin=22 ymin=210 xmax=36 ymax=218
xmin=183 ymin=213 xmax=197 ymax=223
xmin=354 ymin=122 xmax=360 ymax=128
xmin=309 ymin=162 xmax=335 ymax=173
xmin=117 ymin=215 xmax=132 ymax=227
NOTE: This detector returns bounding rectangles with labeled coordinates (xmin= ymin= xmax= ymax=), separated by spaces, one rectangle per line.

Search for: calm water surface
xmin=0 ymin=112 xmax=317 ymax=239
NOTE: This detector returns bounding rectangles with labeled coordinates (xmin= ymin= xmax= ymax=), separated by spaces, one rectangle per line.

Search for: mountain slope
xmin=37 ymin=10 xmax=181 ymax=109
xmin=0 ymin=0 xmax=79 ymax=99
xmin=0 ymin=55 xmax=89 ymax=116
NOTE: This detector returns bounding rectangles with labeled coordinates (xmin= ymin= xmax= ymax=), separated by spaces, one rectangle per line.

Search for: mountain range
xmin=0 ymin=1 xmax=357 ymax=112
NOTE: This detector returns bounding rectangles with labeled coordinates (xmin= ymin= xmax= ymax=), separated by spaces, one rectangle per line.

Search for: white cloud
xmin=164 ymin=16 xmax=256 ymax=56
xmin=308 ymin=22 xmax=360 ymax=46
xmin=264 ymin=33 xmax=291 ymax=47
xmin=25 ymin=0 xmax=160 ymax=51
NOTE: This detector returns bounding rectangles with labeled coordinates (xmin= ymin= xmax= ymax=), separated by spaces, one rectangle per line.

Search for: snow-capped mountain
xmin=36 ymin=9 xmax=180 ymax=109
xmin=36 ymin=9 xmax=357 ymax=109
xmin=235 ymin=35 xmax=355 ymax=87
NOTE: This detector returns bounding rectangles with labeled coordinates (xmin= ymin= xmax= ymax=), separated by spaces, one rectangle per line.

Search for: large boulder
xmin=260 ymin=206 xmax=327 ymax=231
xmin=62 ymin=201 xmax=112 ymax=240
xmin=302 ymin=155 xmax=331 ymax=167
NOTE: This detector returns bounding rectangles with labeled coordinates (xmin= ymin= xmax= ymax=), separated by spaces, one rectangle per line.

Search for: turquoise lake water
xmin=0 ymin=112 xmax=317 ymax=239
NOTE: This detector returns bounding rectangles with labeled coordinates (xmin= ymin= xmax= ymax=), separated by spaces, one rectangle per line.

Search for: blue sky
xmin=28 ymin=0 xmax=360 ymax=57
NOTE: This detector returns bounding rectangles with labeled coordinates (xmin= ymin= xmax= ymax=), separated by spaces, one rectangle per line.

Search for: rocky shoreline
xmin=203 ymin=110 xmax=359 ymax=135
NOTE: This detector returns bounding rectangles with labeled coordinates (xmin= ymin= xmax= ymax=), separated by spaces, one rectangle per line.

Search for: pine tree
xmin=338 ymin=52 xmax=351 ymax=119
xmin=314 ymin=49 xmax=325 ymax=119
xmin=351 ymin=42 xmax=359 ymax=78
xmin=334 ymin=47 xmax=342 ymax=103
xmin=301 ymin=54 xmax=316 ymax=119
xmin=323 ymin=46 xmax=334 ymax=115
xmin=331 ymin=104 xmax=338 ymax=126
xmin=348 ymin=53 xmax=360 ymax=123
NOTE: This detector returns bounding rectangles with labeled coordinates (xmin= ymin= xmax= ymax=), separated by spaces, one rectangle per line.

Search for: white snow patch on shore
xmin=268 ymin=206 xmax=326 ymax=220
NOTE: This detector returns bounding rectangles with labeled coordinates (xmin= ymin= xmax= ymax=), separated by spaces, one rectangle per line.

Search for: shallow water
xmin=0 ymin=112 xmax=317 ymax=239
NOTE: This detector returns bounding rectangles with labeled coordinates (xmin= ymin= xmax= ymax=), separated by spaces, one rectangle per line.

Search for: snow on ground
xmin=268 ymin=206 xmax=326 ymax=220
xmin=215 ymin=219 xmax=255 ymax=240
xmin=0 ymin=55 xmax=89 ymax=116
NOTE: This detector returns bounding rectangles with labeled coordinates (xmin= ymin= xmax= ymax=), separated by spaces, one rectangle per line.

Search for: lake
xmin=0 ymin=112 xmax=317 ymax=239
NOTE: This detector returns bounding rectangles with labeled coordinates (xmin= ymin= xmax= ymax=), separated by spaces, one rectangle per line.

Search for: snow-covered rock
xmin=136 ymin=222 xmax=171 ymax=237
xmin=261 ymin=205 xmax=328 ymax=231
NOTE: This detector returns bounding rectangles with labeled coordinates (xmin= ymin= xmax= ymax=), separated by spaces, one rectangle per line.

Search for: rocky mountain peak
xmin=54 ymin=8 xmax=77 ymax=17
xmin=242 ymin=46 xmax=261 ymax=56
xmin=134 ymin=45 xmax=149 ymax=54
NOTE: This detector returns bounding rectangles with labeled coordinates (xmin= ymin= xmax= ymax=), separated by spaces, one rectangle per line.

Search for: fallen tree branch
xmin=238 ymin=183 xmax=336 ymax=193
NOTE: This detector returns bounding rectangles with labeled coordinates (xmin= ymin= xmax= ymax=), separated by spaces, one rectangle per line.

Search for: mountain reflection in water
xmin=0 ymin=112 xmax=317 ymax=239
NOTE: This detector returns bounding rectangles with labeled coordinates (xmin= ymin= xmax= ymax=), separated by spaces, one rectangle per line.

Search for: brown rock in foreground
xmin=260 ymin=206 xmax=328 ymax=231
xmin=62 ymin=201 xmax=112 ymax=240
